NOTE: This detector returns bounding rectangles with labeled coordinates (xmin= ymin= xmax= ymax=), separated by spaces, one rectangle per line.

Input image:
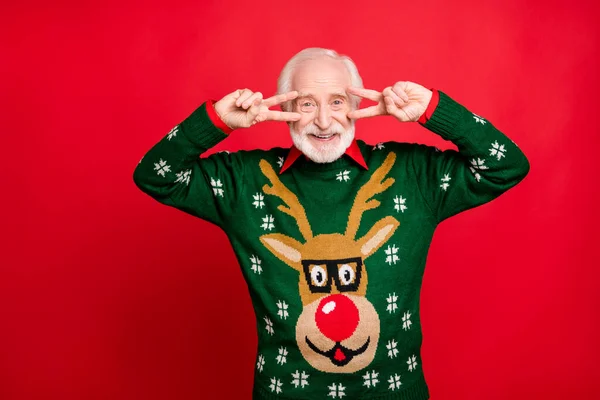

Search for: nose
xmin=315 ymin=294 xmax=359 ymax=342
xmin=314 ymin=105 xmax=332 ymax=130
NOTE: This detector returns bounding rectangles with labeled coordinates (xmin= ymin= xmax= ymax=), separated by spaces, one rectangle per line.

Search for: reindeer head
xmin=259 ymin=153 xmax=399 ymax=373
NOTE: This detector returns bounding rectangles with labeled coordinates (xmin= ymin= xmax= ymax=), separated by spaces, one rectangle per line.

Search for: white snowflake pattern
xmin=384 ymin=245 xmax=400 ymax=265
xmin=253 ymin=192 xmax=265 ymax=209
xmin=373 ymin=142 xmax=385 ymax=150
xmin=261 ymin=215 xmax=275 ymax=231
xmin=175 ymin=169 xmax=191 ymax=186
xmin=210 ymin=177 xmax=224 ymax=197
xmin=386 ymin=293 xmax=398 ymax=313
xmin=264 ymin=316 xmax=274 ymax=336
xmin=276 ymin=300 xmax=289 ymax=319
xmin=386 ymin=339 xmax=399 ymax=359
xmin=489 ymin=141 xmax=506 ymax=160
xmin=250 ymin=255 xmax=262 ymax=274
xmin=276 ymin=347 xmax=288 ymax=365
xmin=407 ymin=355 xmax=418 ymax=372
xmin=388 ymin=374 xmax=402 ymax=391
xmin=336 ymin=170 xmax=351 ymax=182
xmin=402 ymin=311 xmax=413 ymax=331
xmin=291 ymin=370 xmax=309 ymax=389
xmin=362 ymin=370 xmax=379 ymax=388
xmin=166 ymin=126 xmax=178 ymax=140
xmin=269 ymin=377 xmax=282 ymax=394
xmin=393 ymin=196 xmax=407 ymax=213
xmin=256 ymin=354 xmax=265 ymax=372
xmin=469 ymin=158 xmax=489 ymax=182
xmin=277 ymin=156 xmax=285 ymax=168
xmin=473 ymin=113 xmax=487 ymax=125
xmin=153 ymin=159 xmax=171 ymax=177
xmin=440 ymin=174 xmax=451 ymax=191
xmin=328 ymin=383 xmax=346 ymax=398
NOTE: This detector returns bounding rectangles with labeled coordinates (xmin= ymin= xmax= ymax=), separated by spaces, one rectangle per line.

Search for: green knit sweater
xmin=133 ymin=91 xmax=529 ymax=400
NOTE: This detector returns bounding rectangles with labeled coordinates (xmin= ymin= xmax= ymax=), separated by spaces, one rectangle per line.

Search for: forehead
xmin=291 ymin=57 xmax=351 ymax=97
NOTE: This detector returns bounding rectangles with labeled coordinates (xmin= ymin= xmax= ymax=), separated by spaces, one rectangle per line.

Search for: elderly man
xmin=133 ymin=48 xmax=529 ymax=400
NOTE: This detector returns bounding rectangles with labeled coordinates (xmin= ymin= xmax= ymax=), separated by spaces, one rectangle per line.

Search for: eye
xmin=333 ymin=99 xmax=343 ymax=105
xmin=338 ymin=264 xmax=355 ymax=285
xmin=310 ymin=265 xmax=328 ymax=287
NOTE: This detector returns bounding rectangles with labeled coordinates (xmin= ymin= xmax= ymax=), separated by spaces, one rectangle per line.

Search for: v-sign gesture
xmin=347 ymin=81 xmax=433 ymax=123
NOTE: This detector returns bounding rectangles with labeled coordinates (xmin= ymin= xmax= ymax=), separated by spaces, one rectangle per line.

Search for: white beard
xmin=290 ymin=121 xmax=355 ymax=164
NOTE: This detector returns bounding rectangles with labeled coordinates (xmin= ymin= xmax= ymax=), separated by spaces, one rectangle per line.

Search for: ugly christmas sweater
xmin=133 ymin=91 xmax=529 ymax=400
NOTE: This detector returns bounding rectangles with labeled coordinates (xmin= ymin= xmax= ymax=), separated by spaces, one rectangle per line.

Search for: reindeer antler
xmin=259 ymin=160 xmax=313 ymax=242
xmin=345 ymin=152 xmax=397 ymax=239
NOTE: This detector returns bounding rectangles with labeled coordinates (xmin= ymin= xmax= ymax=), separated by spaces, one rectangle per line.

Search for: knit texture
xmin=133 ymin=91 xmax=529 ymax=399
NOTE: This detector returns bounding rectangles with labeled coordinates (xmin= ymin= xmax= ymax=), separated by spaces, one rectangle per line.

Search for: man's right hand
xmin=213 ymin=89 xmax=302 ymax=130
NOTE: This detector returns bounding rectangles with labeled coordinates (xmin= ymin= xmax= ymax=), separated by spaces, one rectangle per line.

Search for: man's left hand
xmin=347 ymin=82 xmax=432 ymax=122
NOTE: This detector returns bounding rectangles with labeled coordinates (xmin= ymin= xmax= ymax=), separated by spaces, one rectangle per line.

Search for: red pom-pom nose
xmin=315 ymin=294 xmax=359 ymax=342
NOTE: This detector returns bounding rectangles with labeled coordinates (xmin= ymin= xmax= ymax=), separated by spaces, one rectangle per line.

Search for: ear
xmin=356 ymin=216 xmax=400 ymax=259
xmin=259 ymin=233 xmax=304 ymax=272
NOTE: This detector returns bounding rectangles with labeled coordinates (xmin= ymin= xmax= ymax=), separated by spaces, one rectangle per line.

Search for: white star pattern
xmin=407 ymin=355 xmax=418 ymax=372
xmin=336 ymin=170 xmax=351 ymax=182
xmin=153 ymin=159 xmax=171 ymax=177
xmin=276 ymin=300 xmax=289 ymax=319
xmin=384 ymin=245 xmax=400 ymax=265
xmin=250 ymin=255 xmax=262 ymax=274
xmin=256 ymin=354 xmax=265 ymax=372
xmin=386 ymin=339 xmax=399 ymax=359
xmin=489 ymin=141 xmax=507 ymax=160
xmin=269 ymin=377 xmax=282 ymax=394
xmin=373 ymin=142 xmax=385 ymax=150
xmin=252 ymin=192 xmax=265 ymax=209
xmin=469 ymin=158 xmax=488 ymax=182
xmin=166 ymin=126 xmax=178 ymax=140
xmin=261 ymin=215 xmax=275 ymax=231
xmin=393 ymin=196 xmax=407 ymax=213
xmin=174 ymin=169 xmax=191 ymax=186
xmin=362 ymin=370 xmax=379 ymax=388
xmin=291 ymin=370 xmax=309 ymax=388
xmin=388 ymin=374 xmax=402 ymax=391
xmin=402 ymin=311 xmax=412 ymax=330
xmin=440 ymin=174 xmax=451 ymax=191
xmin=264 ymin=316 xmax=274 ymax=336
xmin=277 ymin=156 xmax=285 ymax=168
xmin=210 ymin=178 xmax=224 ymax=197
xmin=276 ymin=347 xmax=288 ymax=365
xmin=473 ymin=113 xmax=487 ymax=124
xmin=386 ymin=293 xmax=398 ymax=313
xmin=328 ymin=383 xmax=346 ymax=398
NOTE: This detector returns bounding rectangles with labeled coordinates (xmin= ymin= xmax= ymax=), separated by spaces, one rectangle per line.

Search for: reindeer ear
xmin=260 ymin=233 xmax=304 ymax=271
xmin=356 ymin=216 xmax=400 ymax=259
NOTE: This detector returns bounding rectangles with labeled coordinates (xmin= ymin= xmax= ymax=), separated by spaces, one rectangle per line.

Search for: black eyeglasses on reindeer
xmin=301 ymin=257 xmax=363 ymax=294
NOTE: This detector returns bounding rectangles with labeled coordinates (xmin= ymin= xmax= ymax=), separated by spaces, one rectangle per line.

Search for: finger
xmin=263 ymin=110 xmax=302 ymax=122
xmin=384 ymin=96 xmax=407 ymax=121
xmin=383 ymin=87 xmax=406 ymax=108
xmin=392 ymin=83 xmax=410 ymax=102
xmin=247 ymin=98 xmax=262 ymax=121
xmin=242 ymin=92 xmax=263 ymax=109
xmin=347 ymin=87 xmax=382 ymax=102
xmin=263 ymin=91 xmax=299 ymax=108
xmin=235 ymin=89 xmax=254 ymax=107
xmin=347 ymin=105 xmax=384 ymax=119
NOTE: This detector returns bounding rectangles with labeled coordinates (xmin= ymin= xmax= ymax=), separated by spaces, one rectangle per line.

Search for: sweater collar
xmin=279 ymin=140 xmax=368 ymax=174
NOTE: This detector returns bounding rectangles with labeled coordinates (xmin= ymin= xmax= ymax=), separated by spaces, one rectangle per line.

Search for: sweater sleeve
xmin=133 ymin=102 xmax=245 ymax=228
xmin=411 ymin=90 xmax=530 ymax=224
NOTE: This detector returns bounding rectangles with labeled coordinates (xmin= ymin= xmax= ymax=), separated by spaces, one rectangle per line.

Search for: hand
xmin=214 ymin=89 xmax=302 ymax=130
xmin=347 ymin=81 xmax=433 ymax=122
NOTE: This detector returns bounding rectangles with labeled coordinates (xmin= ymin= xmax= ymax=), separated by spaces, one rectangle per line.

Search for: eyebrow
xmin=296 ymin=91 xmax=348 ymax=99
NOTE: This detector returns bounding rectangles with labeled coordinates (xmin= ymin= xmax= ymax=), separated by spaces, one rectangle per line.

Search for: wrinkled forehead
xmin=291 ymin=57 xmax=352 ymax=96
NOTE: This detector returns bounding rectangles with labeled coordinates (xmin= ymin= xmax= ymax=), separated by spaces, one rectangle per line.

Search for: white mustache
xmin=302 ymin=122 xmax=345 ymax=136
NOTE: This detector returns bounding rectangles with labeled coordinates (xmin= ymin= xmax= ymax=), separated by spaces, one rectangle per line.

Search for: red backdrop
xmin=2 ymin=0 xmax=599 ymax=399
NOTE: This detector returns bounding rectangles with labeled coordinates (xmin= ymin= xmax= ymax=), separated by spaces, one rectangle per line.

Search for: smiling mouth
xmin=309 ymin=133 xmax=338 ymax=141
xmin=305 ymin=336 xmax=370 ymax=367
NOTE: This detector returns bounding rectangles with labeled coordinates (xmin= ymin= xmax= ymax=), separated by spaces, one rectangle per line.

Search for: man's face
xmin=289 ymin=57 xmax=355 ymax=163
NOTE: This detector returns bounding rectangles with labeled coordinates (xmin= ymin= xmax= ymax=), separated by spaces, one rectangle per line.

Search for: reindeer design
xmin=258 ymin=152 xmax=400 ymax=374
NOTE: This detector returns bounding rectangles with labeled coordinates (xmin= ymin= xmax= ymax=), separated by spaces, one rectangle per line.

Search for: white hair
xmin=277 ymin=48 xmax=364 ymax=112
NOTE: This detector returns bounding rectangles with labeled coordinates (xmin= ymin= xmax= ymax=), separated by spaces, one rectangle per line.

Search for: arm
xmin=348 ymin=82 xmax=530 ymax=224
xmin=133 ymin=90 xmax=301 ymax=227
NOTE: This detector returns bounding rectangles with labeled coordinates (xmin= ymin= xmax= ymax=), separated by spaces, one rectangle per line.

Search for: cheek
xmin=293 ymin=114 xmax=315 ymax=132
xmin=333 ymin=111 xmax=352 ymax=129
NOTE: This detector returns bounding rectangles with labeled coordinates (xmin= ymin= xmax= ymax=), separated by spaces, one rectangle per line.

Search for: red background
xmin=2 ymin=0 xmax=599 ymax=399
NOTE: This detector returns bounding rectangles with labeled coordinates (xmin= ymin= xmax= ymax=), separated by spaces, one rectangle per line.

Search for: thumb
xmin=247 ymin=98 xmax=263 ymax=125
